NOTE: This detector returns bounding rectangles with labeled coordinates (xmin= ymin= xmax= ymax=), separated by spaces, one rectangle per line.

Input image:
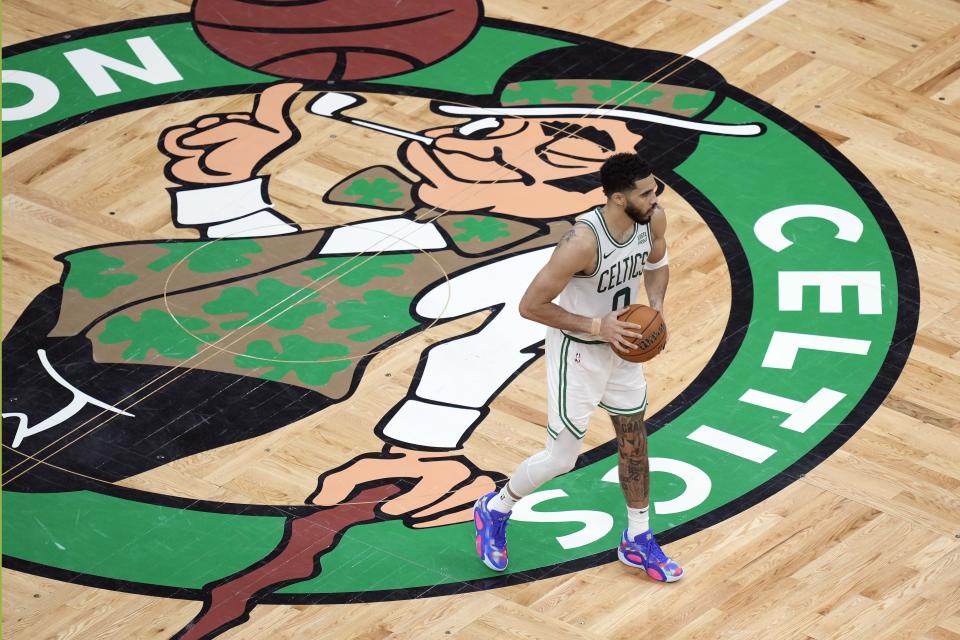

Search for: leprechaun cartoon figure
xmin=3 ymin=45 xmax=760 ymax=530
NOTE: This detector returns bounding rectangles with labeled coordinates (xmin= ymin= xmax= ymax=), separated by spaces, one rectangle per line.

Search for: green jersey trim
xmin=573 ymin=219 xmax=602 ymax=279
xmin=598 ymin=388 xmax=648 ymax=415
xmin=594 ymin=207 xmax=638 ymax=248
xmin=557 ymin=336 xmax=587 ymax=438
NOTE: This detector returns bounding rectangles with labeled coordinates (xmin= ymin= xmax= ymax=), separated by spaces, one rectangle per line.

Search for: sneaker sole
xmin=617 ymin=547 xmax=683 ymax=583
xmin=481 ymin=554 xmax=508 ymax=572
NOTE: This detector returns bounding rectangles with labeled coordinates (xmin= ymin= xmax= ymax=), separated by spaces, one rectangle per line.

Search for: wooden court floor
xmin=3 ymin=0 xmax=959 ymax=638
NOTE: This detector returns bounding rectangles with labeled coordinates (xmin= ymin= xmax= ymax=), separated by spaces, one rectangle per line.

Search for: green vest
xmin=54 ymin=167 xmax=574 ymax=398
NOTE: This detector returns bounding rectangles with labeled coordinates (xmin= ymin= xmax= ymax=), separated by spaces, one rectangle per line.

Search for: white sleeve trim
xmin=380 ymin=401 xmax=481 ymax=449
xmin=644 ymin=249 xmax=669 ymax=270
xmin=318 ymin=219 xmax=447 ymax=254
xmin=207 ymin=211 xmax=299 ymax=238
xmin=173 ymin=177 xmax=272 ymax=225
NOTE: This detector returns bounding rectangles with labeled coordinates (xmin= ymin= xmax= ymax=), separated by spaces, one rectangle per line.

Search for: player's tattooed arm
xmin=559 ymin=227 xmax=578 ymax=245
xmin=519 ymin=223 xmax=602 ymax=333
xmin=519 ymin=222 xmax=642 ymax=347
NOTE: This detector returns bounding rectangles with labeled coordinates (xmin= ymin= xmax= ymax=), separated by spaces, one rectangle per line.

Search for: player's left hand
xmin=307 ymin=445 xmax=503 ymax=528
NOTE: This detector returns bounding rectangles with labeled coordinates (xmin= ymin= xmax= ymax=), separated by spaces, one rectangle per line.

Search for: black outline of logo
xmin=2 ymin=14 xmax=919 ymax=606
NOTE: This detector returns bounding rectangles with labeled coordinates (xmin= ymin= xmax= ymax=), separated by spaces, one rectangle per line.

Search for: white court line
xmin=686 ymin=0 xmax=791 ymax=59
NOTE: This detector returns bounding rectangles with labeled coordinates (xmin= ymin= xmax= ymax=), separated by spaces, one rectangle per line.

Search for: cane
xmin=173 ymin=482 xmax=403 ymax=640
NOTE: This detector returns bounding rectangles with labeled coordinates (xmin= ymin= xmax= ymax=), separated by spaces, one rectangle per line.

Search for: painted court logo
xmin=2 ymin=4 xmax=917 ymax=639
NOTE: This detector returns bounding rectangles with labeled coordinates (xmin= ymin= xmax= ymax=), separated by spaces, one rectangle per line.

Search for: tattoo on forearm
xmin=611 ymin=413 xmax=649 ymax=506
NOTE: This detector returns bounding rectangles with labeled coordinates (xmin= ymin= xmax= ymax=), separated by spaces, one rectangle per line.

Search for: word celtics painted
xmin=528 ymin=202 xmax=881 ymax=548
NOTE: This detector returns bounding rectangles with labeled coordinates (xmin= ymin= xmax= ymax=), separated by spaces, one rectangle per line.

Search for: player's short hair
xmin=600 ymin=153 xmax=653 ymax=196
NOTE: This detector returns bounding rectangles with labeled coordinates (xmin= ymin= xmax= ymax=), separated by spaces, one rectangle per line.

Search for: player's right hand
xmin=159 ymin=82 xmax=303 ymax=185
xmin=599 ymin=309 xmax=644 ymax=352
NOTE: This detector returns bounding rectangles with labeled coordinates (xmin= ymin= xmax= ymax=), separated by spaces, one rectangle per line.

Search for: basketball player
xmin=473 ymin=152 xmax=683 ymax=582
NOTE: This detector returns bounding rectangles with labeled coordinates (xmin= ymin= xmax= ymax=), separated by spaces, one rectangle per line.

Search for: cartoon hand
xmin=159 ymin=82 xmax=303 ymax=185
xmin=307 ymin=445 xmax=503 ymax=528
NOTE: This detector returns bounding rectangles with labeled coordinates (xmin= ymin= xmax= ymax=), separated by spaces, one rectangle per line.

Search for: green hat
xmin=437 ymin=78 xmax=762 ymax=137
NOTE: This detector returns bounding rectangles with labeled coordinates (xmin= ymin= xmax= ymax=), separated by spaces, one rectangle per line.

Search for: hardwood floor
xmin=3 ymin=1 xmax=958 ymax=638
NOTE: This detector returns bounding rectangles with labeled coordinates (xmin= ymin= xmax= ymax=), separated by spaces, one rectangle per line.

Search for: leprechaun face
xmin=403 ymin=116 xmax=644 ymax=218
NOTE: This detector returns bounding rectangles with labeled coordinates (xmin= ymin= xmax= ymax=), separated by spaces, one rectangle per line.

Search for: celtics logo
xmin=2 ymin=5 xmax=917 ymax=640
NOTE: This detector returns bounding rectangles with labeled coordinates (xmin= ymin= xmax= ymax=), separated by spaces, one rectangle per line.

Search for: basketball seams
xmin=329 ymin=51 xmax=348 ymax=83
xmin=635 ymin=308 xmax=660 ymax=338
xmin=620 ymin=304 xmax=660 ymax=339
xmin=251 ymin=47 xmax=424 ymax=78
xmin=231 ymin=0 xmax=355 ymax=7
xmin=194 ymin=9 xmax=455 ymax=35
xmin=616 ymin=304 xmax=664 ymax=363
xmin=195 ymin=0 xmax=480 ymax=81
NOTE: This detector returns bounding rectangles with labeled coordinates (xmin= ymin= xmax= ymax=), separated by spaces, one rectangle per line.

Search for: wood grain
xmin=3 ymin=0 xmax=959 ymax=638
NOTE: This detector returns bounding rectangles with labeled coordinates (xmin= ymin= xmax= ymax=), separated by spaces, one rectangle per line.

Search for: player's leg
xmin=603 ymin=366 xmax=684 ymax=582
xmin=491 ymin=329 xmax=601 ymax=507
xmin=496 ymin=426 xmax=582 ymax=504
xmin=473 ymin=331 xmax=607 ymax=571
xmin=473 ymin=427 xmax=581 ymax=571
xmin=609 ymin=411 xmax=650 ymax=521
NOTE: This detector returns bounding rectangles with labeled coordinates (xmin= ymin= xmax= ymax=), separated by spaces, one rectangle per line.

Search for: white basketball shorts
xmin=545 ymin=327 xmax=648 ymax=440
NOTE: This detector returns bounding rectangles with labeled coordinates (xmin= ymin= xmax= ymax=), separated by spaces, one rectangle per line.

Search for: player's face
xmin=402 ymin=117 xmax=644 ymax=218
xmin=618 ymin=175 xmax=659 ymax=224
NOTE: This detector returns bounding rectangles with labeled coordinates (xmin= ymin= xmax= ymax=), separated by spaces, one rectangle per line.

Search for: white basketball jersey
xmin=556 ymin=207 xmax=653 ymax=342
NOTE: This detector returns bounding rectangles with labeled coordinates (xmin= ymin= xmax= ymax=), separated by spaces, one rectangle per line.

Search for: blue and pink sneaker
xmin=618 ymin=529 xmax=684 ymax=582
xmin=473 ymin=491 xmax=510 ymax=571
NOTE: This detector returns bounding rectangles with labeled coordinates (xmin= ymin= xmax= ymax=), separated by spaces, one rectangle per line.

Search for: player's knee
xmin=548 ymin=448 xmax=578 ymax=475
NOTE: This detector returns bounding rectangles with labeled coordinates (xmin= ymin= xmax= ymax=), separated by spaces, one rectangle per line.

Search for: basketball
xmin=615 ymin=304 xmax=667 ymax=363
xmin=193 ymin=0 xmax=482 ymax=81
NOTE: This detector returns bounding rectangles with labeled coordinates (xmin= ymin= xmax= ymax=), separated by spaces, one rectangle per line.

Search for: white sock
xmin=627 ymin=506 xmax=650 ymax=538
xmin=489 ymin=484 xmax=518 ymax=514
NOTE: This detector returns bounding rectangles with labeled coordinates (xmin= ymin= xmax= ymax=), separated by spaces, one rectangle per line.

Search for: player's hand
xmin=159 ymin=82 xmax=303 ymax=185
xmin=599 ymin=309 xmax=644 ymax=353
xmin=307 ymin=445 xmax=504 ymax=528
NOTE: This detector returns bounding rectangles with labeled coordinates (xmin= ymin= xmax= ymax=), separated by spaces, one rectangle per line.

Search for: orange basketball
xmin=615 ymin=304 xmax=667 ymax=363
xmin=193 ymin=0 xmax=482 ymax=81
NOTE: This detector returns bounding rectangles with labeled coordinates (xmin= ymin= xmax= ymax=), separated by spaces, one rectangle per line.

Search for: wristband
xmin=590 ymin=317 xmax=602 ymax=336
xmin=643 ymin=249 xmax=669 ymax=270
